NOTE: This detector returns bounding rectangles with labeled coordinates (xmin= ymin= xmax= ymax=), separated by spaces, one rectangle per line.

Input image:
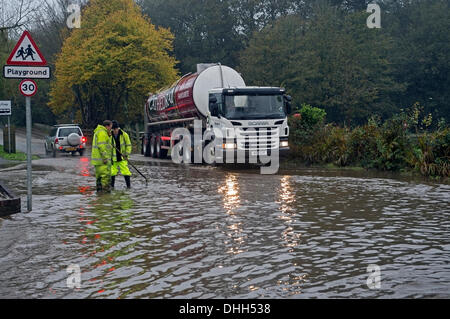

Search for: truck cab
xmin=207 ymin=87 xmax=291 ymax=162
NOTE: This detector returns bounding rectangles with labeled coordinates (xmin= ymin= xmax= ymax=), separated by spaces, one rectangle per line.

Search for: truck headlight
xmin=222 ymin=143 xmax=237 ymax=149
xmin=280 ymin=141 xmax=289 ymax=148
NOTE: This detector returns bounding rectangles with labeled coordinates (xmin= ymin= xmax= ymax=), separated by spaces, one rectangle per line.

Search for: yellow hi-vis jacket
xmin=111 ymin=129 xmax=132 ymax=162
xmin=91 ymin=125 xmax=112 ymax=166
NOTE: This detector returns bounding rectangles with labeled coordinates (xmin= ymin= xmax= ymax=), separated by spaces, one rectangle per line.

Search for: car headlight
xmin=280 ymin=141 xmax=289 ymax=148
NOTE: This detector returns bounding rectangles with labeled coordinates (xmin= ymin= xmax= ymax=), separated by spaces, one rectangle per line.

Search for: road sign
xmin=19 ymin=79 xmax=38 ymax=97
xmin=0 ymin=101 xmax=11 ymax=116
xmin=6 ymin=31 xmax=47 ymax=66
xmin=3 ymin=31 xmax=49 ymax=213
xmin=3 ymin=65 xmax=51 ymax=79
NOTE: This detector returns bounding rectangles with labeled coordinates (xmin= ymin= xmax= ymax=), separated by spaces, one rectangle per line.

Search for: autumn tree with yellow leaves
xmin=49 ymin=0 xmax=178 ymax=127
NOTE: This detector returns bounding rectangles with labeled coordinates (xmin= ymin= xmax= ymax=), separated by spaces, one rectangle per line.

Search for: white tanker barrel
xmin=146 ymin=65 xmax=245 ymax=121
xmin=190 ymin=65 xmax=246 ymax=117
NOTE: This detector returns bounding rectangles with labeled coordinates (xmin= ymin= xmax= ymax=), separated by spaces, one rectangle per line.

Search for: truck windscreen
xmin=224 ymin=94 xmax=286 ymax=120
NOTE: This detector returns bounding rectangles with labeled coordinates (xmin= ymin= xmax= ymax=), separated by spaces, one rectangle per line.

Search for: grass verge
xmin=0 ymin=145 xmax=39 ymax=161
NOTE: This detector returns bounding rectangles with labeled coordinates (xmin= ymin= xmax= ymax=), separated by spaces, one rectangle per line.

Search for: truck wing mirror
xmin=210 ymin=104 xmax=219 ymax=117
xmin=209 ymin=96 xmax=219 ymax=117
xmin=209 ymin=96 xmax=218 ymax=104
xmin=284 ymin=95 xmax=292 ymax=114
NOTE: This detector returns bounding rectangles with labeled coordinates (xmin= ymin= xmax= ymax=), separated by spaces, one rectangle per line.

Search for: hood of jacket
xmin=94 ymin=125 xmax=108 ymax=135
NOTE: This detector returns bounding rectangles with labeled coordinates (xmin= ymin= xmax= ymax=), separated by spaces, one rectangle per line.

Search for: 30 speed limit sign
xmin=19 ymin=79 xmax=37 ymax=97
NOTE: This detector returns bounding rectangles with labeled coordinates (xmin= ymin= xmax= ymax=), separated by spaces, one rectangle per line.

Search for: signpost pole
xmin=8 ymin=115 xmax=11 ymax=153
xmin=26 ymin=96 xmax=32 ymax=212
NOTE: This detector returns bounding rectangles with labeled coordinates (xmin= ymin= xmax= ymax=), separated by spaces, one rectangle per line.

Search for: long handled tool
xmin=113 ymin=146 xmax=149 ymax=186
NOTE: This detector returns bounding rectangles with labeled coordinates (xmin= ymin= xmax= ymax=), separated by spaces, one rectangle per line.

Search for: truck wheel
xmin=156 ymin=137 xmax=161 ymax=158
xmin=161 ymin=148 xmax=168 ymax=159
xmin=150 ymin=136 xmax=157 ymax=158
xmin=183 ymin=148 xmax=194 ymax=164
xmin=79 ymin=149 xmax=85 ymax=156
xmin=156 ymin=137 xmax=168 ymax=159
xmin=143 ymin=137 xmax=151 ymax=157
xmin=203 ymin=139 xmax=215 ymax=164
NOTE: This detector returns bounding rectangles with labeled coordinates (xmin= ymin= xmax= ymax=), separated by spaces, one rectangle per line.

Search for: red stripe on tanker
xmin=146 ymin=65 xmax=245 ymax=123
xmin=174 ymin=73 xmax=197 ymax=116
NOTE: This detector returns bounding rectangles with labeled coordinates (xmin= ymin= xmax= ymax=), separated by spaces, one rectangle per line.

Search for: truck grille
xmin=236 ymin=127 xmax=280 ymax=151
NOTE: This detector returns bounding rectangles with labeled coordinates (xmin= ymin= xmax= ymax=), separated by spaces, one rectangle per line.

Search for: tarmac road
xmin=0 ymin=125 xmax=47 ymax=157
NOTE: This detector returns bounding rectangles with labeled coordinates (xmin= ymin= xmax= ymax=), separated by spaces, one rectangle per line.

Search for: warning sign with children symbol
xmin=6 ymin=31 xmax=47 ymax=66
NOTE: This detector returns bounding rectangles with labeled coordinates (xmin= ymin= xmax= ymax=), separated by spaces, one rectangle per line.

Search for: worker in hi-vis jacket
xmin=111 ymin=121 xmax=132 ymax=189
xmin=91 ymin=120 xmax=113 ymax=193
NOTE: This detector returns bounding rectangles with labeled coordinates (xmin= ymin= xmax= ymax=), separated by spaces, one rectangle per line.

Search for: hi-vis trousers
xmin=95 ymin=164 xmax=111 ymax=192
xmin=111 ymin=161 xmax=132 ymax=177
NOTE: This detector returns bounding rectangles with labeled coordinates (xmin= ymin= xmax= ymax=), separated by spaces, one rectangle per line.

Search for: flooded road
xmin=0 ymin=156 xmax=449 ymax=298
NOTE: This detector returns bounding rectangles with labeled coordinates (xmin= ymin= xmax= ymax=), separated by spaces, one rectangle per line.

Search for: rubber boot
xmin=125 ymin=176 xmax=131 ymax=189
xmin=96 ymin=178 xmax=102 ymax=192
xmin=111 ymin=176 xmax=116 ymax=189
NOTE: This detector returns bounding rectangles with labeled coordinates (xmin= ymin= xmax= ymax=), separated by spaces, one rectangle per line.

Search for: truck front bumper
xmin=215 ymin=147 xmax=290 ymax=164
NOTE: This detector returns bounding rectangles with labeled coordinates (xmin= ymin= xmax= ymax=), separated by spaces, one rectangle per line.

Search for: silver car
xmin=44 ymin=125 xmax=87 ymax=157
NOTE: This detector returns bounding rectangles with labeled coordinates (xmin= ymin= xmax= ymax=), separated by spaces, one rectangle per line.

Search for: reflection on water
xmin=79 ymin=158 xmax=91 ymax=178
xmin=219 ymin=174 xmax=241 ymax=213
xmin=78 ymin=192 xmax=136 ymax=297
xmin=218 ymin=174 xmax=246 ymax=256
xmin=277 ymin=176 xmax=302 ymax=251
xmin=0 ymin=158 xmax=449 ymax=298
xmin=279 ymin=176 xmax=296 ymax=213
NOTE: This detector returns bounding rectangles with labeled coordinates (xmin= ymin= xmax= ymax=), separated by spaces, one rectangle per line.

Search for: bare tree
xmin=0 ymin=0 xmax=39 ymax=38
xmin=31 ymin=0 xmax=72 ymax=60
xmin=31 ymin=0 xmax=88 ymax=63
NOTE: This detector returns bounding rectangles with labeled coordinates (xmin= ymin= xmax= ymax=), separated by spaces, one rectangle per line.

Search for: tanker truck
xmin=142 ymin=64 xmax=291 ymax=164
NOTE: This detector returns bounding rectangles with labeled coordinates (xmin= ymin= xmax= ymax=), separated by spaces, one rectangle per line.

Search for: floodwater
xmin=0 ymin=157 xmax=449 ymax=299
